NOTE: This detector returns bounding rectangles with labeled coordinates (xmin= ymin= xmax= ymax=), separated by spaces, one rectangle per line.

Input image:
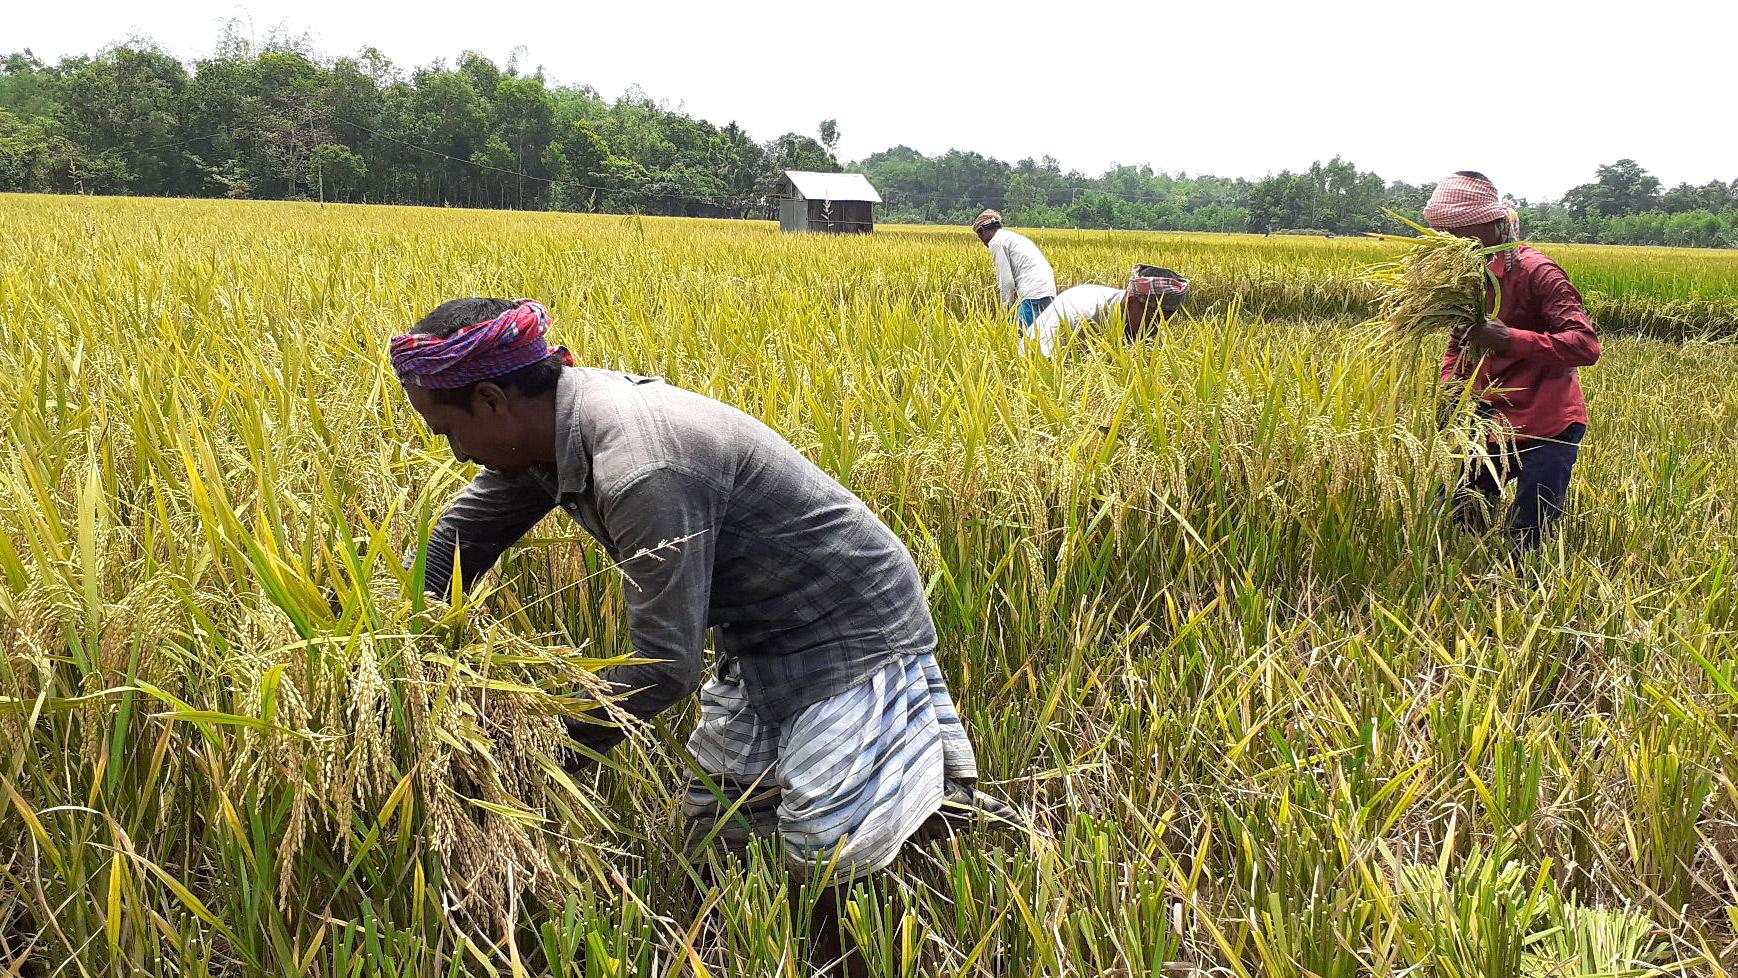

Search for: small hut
xmin=778 ymin=170 xmax=881 ymax=234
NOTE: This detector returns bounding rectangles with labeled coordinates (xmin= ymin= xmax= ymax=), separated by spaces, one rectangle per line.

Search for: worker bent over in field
xmin=972 ymin=209 xmax=1056 ymax=331
xmin=1426 ymin=172 xmax=1601 ymax=552
xmin=1022 ymin=264 xmax=1190 ymax=357
xmin=390 ymin=297 xmax=1009 ymax=970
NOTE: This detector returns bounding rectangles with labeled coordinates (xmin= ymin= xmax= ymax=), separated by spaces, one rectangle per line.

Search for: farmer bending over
xmin=1426 ymin=172 xmax=1601 ymax=551
xmin=1022 ymin=265 xmax=1190 ymax=356
xmin=391 ymin=297 xmax=1008 ymax=883
xmin=972 ymin=209 xmax=1057 ymax=331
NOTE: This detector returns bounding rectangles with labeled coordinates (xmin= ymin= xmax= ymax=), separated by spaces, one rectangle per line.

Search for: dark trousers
xmin=1453 ymin=422 xmax=1586 ymax=552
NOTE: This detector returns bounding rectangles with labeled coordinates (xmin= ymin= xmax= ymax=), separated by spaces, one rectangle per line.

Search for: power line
xmin=101 ymin=127 xmax=243 ymax=161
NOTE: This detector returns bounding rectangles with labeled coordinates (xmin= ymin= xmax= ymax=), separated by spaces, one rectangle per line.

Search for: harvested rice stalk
xmin=1361 ymin=211 xmax=1518 ymax=340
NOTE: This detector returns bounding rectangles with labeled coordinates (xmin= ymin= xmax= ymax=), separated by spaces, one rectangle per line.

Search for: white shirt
xmin=1023 ymin=284 xmax=1124 ymax=356
xmin=987 ymin=228 xmax=1057 ymax=306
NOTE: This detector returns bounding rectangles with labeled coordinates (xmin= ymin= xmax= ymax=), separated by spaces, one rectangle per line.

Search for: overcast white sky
xmin=10 ymin=0 xmax=1733 ymax=201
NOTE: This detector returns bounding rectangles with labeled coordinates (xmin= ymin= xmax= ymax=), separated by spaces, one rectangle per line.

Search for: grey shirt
xmin=415 ymin=367 xmax=938 ymax=752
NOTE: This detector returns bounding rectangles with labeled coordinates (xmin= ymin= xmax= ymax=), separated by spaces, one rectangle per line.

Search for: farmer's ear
xmin=473 ymin=382 xmax=511 ymax=415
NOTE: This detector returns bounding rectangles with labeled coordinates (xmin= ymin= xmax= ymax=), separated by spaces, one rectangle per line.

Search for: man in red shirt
xmin=1425 ymin=172 xmax=1602 ymax=551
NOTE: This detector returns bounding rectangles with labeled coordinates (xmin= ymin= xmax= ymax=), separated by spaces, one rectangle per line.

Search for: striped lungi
xmin=682 ymin=650 xmax=977 ymax=874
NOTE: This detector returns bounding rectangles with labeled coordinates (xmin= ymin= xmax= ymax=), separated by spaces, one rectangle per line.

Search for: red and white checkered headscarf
xmin=1424 ymin=173 xmax=1509 ymax=230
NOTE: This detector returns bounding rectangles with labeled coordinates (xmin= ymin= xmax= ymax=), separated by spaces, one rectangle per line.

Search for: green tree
xmin=1066 ymin=191 xmax=1123 ymax=229
xmin=554 ymin=120 xmax=607 ymax=206
xmin=0 ymin=52 xmax=61 ymax=119
xmin=321 ymin=54 xmax=386 ymax=198
xmin=1004 ymin=171 xmax=1047 ymax=219
xmin=308 ymin=142 xmax=365 ymax=200
xmin=1562 ymin=159 xmax=1662 ymax=217
xmin=1661 ymin=180 xmax=1733 ymax=214
xmin=470 ymin=134 xmax=515 ymax=207
xmin=1248 ymin=171 xmax=1305 ymax=232
xmin=253 ymin=51 xmax=330 ymax=197
xmin=54 ymin=45 xmax=193 ymax=194
xmin=491 ymin=75 xmax=554 ymax=207
xmin=0 ymin=106 xmax=78 ymax=191
xmin=768 ymin=132 xmax=837 ymax=172
xmin=758 ymin=131 xmax=839 ymax=203
xmin=405 ymin=65 xmax=489 ymax=205
xmin=1385 ymin=180 xmax=1434 ymax=223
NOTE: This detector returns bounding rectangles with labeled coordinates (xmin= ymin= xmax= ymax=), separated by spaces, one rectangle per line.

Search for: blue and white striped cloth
xmin=683 ymin=651 xmax=978 ymax=874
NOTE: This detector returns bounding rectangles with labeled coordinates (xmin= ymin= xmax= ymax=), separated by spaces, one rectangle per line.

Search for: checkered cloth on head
xmin=390 ymin=299 xmax=572 ymax=389
xmin=1124 ymin=265 xmax=1191 ymax=338
xmin=1127 ymin=265 xmax=1190 ymax=299
xmin=972 ymin=209 xmax=1003 ymax=231
xmin=1424 ymin=173 xmax=1509 ymax=230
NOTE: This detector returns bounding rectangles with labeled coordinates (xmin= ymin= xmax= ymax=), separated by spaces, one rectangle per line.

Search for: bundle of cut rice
xmin=1361 ymin=211 xmax=1517 ymax=339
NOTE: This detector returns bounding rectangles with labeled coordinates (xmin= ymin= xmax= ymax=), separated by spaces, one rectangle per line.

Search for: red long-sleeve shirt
xmin=1442 ymin=245 xmax=1601 ymax=439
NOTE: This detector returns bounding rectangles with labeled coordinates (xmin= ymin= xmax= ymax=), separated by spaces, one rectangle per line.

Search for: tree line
xmin=3 ymin=38 xmax=1735 ymax=248
xmin=0 ymin=36 xmax=837 ymax=217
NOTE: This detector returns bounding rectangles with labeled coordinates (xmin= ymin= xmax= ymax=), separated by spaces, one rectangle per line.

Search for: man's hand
xmin=1462 ymin=318 xmax=1513 ymax=354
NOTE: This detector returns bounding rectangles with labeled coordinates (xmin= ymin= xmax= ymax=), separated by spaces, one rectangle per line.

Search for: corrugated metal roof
xmin=783 ymin=170 xmax=882 ymax=203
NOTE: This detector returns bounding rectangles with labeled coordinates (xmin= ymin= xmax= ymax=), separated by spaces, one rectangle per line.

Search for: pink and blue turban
xmin=389 ymin=299 xmax=572 ymax=388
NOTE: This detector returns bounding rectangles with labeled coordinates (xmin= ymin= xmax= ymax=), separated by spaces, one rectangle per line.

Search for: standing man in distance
xmin=972 ymin=209 xmax=1057 ymax=332
xmin=1427 ymin=172 xmax=1601 ymax=552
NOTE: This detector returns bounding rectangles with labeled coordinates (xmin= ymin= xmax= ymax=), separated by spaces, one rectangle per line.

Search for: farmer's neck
xmin=516 ymin=387 xmax=561 ymax=466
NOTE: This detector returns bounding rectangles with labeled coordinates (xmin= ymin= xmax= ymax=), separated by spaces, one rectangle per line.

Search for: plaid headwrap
xmin=390 ymin=299 xmax=572 ymax=389
xmin=1124 ymin=265 xmax=1191 ymax=338
xmin=971 ymin=209 xmax=1003 ymax=231
xmin=1424 ymin=173 xmax=1509 ymax=230
xmin=1127 ymin=265 xmax=1190 ymax=299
